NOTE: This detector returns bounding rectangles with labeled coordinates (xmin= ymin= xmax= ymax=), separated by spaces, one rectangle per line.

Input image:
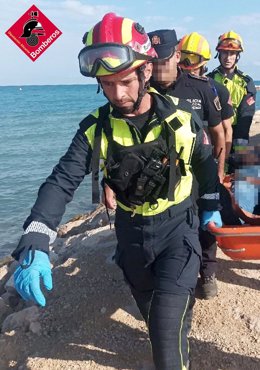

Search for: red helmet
xmin=79 ymin=13 xmax=157 ymax=77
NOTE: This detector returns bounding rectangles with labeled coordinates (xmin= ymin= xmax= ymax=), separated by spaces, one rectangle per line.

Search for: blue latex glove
xmin=200 ymin=210 xmax=222 ymax=231
xmin=14 ymin=250 xmax=52 ymax=307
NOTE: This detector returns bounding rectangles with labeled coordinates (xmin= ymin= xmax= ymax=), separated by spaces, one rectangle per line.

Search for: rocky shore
xmin=0 ymin=112 xmax=259 ymax=370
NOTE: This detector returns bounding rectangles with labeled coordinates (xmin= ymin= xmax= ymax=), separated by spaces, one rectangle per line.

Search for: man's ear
xmin=144 ymin=62 xmax=153 ymax=82
xmin=174 ymin=50 xmax=181 ymax=63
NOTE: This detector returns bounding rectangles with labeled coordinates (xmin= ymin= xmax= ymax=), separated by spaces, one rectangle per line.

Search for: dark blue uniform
xmin=152 ymin=72 xmax=223 ymax=128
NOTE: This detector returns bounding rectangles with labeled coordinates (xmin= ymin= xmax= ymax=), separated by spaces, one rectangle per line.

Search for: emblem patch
xmin=213 ymin=96 xmax=222 ymax=111
xmin=151 ymin=35 xmax=161 ymax=45
xmin=246 ymin=96 xmax=255 ymax=106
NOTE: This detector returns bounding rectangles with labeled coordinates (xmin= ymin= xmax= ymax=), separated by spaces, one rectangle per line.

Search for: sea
xmin=0 ymin=83 xmax=260 ymax=258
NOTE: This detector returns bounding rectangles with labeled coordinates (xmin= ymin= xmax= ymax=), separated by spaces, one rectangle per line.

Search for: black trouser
xmin=199 ymin=184 xmax=242 ymax=277
xmin=115 ymin=201 xmax=201 ymax=370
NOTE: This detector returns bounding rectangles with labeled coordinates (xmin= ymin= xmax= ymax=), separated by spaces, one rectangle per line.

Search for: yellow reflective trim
xmin=166 ymin=94 xmax=180 ymax=106
xmin=145 ymin=125 xmax=162 ymax=142
xmin=95 ymin=60 xmax=145 ymax=76
xmin=91 ymin=108 xmax=99 ymax=119
xmin=86 ymin=28 xmax=93 ymax=45
xmin=122 ymin=18 xmax=133 ymax=45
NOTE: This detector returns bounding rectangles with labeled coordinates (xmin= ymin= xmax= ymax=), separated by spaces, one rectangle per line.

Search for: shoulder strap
xmin=91 ymin=102 xmax=110 ymax=203
xmin=208 ymin=68 xmax=219 ymax=77
xmin=236 ymin=69 xmax=250 ymax=83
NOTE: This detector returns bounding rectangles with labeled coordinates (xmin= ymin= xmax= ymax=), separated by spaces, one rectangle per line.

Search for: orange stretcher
xmin=207 ymin=222 xmax=260 ymax=260
xmin=207 ymin=175 xmax=260 ymax=260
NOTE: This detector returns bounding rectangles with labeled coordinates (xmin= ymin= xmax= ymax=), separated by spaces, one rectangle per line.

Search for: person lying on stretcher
xmin=224 ymin=145 xmax=260 ymax=225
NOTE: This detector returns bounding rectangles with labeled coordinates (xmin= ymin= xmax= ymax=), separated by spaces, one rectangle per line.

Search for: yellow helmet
xmin=177 ymin=32 xmax=211 ymax=70
xmin=216 ymin=31 xmax=244 ymax=52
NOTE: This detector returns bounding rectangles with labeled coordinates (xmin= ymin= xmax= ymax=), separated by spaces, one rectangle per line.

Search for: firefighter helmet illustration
xmin=21 ymin=11 xmax=45 ymax=46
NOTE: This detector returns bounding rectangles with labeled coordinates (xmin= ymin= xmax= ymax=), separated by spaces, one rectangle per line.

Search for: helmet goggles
xmin=180 ymin=52 xmax=206 ymax=69
xmin=217 ymin=38 xmax=242 ymax=51
xmin=79 ymin=43 xmax=151 ymax=77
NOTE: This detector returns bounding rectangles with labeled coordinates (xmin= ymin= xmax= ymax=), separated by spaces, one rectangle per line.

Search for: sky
xmin=0 ymin=0 xmax=260 ymax=86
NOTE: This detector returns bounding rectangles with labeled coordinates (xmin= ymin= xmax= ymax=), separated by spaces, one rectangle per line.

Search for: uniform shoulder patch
xmin=246 ymin=96 xmax=255 ymax=106
xmin=213 ymin=96 xmax=222 ymax=111
xmin=188 ymin=73 xmax=208 ymax=82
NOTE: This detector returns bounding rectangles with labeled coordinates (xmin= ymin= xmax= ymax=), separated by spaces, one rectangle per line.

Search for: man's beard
xmin=111 ymin=102 xmax=135 ymax=115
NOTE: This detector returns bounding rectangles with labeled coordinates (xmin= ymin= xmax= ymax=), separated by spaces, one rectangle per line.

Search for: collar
xmin=148 ymin=87 xmax=177 ymax=122
xmin=217 ymin=65 xmax=238 ymax=79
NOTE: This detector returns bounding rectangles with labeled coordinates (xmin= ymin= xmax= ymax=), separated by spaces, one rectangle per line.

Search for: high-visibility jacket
xmin=209 ymin=67 xmax=256 ymax=140
xmin=84 ymin=89 xmax=198 ymax=215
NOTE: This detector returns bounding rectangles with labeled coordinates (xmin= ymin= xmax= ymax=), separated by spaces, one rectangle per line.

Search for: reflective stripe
xmin=122 ymin=17 xmax=133 ymax=44
xmin=179 ymin=295 xmax=190 ymax=370
xmin=201 ymin=192 xmax=220 ymax=200
xmin=23 ymin=221 xmax=57 ymax=244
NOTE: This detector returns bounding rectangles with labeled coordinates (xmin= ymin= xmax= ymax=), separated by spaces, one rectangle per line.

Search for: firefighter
xmin=178 ymin=32 xmax=234 ymax=163
xmin=12 ymin=13 xmax=222 ymax=370
xmin=208 ymin=31 xmax=256 ymax=151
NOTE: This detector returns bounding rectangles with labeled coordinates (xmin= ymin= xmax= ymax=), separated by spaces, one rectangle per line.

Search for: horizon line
xmin=0 ymin=83 xmax=98 ymax=87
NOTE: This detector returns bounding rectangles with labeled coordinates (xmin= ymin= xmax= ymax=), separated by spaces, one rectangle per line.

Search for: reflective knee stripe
xmin=179 ymin=295 xmax=190 ymax=370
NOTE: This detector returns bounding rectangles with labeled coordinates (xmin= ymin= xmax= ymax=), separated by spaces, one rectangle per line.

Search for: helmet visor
xmin=217 ymin=38 xmax=242 ymax=51
xmin=179 ymin=52 xmax=204 ymax=68
xmin=78 ymin=43 xmax=151 ymax=77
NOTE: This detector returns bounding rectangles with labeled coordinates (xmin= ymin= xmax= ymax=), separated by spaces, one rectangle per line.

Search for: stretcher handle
xmin=207 ymin=221 xmax=222 ymax=235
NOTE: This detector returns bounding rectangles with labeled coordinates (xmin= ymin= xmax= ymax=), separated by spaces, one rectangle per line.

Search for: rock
xmin=0 ymin=260 xmax=19 ymax=296
xmin=247 ymin=316 xmax=260 ymax=333
xmin=0 ymin=359 xmax=7 ymax=370
xmin=0 ymin=297 xmax=12 ymax=324
xmin=1 ymin=306 xmax=40 ymax=333
xmin=0 ymin=256 xmax=13 ymax=268
xmin=7 ymin=260 xmax=19 ymax=275
xmin=49 ymin=251 xmax=59 ymax=264
xmin=29 ymin=321 xmax=42 ymax=335
xmin=1 ymin=291 xmax=21 ymax=308
xmin=4 ymin=274 xmax=16 ymax=294
xmin=0 ymin=265 xmax=8 ymax=280
xmin=100 ymin=307 xmax=106 ymax=314
xmin=57 ymin=204 xmax=114 ymax=238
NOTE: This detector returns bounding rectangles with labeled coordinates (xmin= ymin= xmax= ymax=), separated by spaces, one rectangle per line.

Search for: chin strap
xmin=199 ymin=65 xmax=208 ymax=76
xmin=132 ymin=64 xmax=149 ymax=112
xmin=96 ymin=81 xmax=101 ymax=94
